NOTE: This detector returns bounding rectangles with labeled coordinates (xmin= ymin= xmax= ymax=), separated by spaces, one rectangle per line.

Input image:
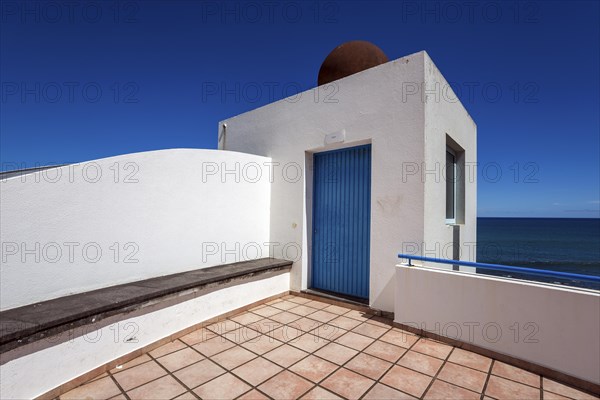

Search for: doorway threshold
xmin=301 ymin=288 xmax=369 ymax=307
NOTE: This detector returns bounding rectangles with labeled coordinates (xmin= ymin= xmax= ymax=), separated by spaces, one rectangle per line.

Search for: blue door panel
xmin=311 ymin=144 xmax=371 ymax=299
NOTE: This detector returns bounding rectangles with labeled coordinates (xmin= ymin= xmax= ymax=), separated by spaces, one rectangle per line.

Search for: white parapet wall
xmin=394 ymin=265 xmax=600 ymax=384
xmin=0 ymin=149 xmax=273 ymax=310
xmin=0 ymin=270 xmax=290 ymax=400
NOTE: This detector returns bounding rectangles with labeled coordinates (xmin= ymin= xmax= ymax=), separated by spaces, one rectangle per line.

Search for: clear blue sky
xmin=1 ymin=1 xmax=598 ymax=218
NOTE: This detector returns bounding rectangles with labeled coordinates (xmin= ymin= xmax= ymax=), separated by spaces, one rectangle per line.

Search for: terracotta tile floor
xmin=60 ymin=295 xmax=598 ymax=400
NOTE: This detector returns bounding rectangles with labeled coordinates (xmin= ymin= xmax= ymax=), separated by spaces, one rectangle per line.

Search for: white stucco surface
xmin=0 ymin=149 xmax=273 ymax=310
xmin=395 ymin=265 xmax=600 ymax=384
xmin=423 ymin=54 xmax=477 ymax=267
xmin=219 ymin=51 xmax=477 ymax=312
xmin=0 ymin=271 xmax=290 ymax=400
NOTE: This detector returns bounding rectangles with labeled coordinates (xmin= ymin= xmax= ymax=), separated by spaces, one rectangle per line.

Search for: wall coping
xmin=0 ymin=258 xmax=292 ymax=353
xmin=395 ymin=264 xmax=600 ymax=294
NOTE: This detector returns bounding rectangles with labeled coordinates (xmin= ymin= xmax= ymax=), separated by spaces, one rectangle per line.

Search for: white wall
xmin=0 ymin=270 xmax=290 ymax=400
xmin=423 ymin=53 xmax=477 ymax=266
xmin=395 ymin=265 xmax=600 ymax=384
xmin=0 ymin=149 xmax=272 ymax=310
xmin=220 ymin=51 xmax=476 ymax=312
xmin=220 ymin=52 xmax=425 ymax=312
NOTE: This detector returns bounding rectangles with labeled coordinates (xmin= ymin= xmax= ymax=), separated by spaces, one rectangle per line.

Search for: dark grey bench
xmin=0 ymin=258 xmax=292 ymax=353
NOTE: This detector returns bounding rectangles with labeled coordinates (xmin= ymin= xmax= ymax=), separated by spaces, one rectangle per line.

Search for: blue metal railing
xmin=397 ymin=254 xmax=600 ymax=284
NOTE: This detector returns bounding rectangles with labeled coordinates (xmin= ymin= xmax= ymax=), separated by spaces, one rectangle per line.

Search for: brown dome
xmin=318 ymin=41 xmax=388 ymax=86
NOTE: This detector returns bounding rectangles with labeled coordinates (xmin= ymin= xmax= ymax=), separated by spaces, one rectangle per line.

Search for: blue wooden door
xmin=311 ymin=144 xmax=371 ymax=299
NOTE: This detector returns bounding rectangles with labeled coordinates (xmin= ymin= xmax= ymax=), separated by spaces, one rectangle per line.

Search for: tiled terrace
xmin=60 ymin=295 xmax=597 ymax=400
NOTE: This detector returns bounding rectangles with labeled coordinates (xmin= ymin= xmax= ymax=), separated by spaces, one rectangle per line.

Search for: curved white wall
xmin=1 ymin=271 xmax=290 ymax=400
xmin=0 ymin=149 xmax=272 ymax=310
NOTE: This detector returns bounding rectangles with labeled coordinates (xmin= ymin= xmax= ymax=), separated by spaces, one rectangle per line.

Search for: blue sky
xmin=1 ymin=0 xmax=598 ymax=218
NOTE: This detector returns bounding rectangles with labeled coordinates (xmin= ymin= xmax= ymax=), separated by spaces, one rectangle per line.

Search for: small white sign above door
xmin=324 ymin=129 xmax=345 ymax=145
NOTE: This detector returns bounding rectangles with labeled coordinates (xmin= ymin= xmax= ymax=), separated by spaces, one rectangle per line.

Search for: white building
xmin=219 ymin=50 xmax=477 ymax=312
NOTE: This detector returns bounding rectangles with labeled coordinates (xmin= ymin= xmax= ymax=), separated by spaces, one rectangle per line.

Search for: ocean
xmin=476 ymin=218 xmax=600 ymax=288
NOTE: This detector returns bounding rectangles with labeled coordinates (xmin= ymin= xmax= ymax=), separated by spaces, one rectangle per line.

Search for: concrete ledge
xmin=1 ymin=261 xmax=292 ymax=399
xmin=0 ymin=258 xmax=292 ymax=353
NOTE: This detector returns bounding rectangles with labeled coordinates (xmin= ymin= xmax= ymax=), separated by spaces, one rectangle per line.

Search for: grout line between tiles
xmin=358 ymin=327 xmax=425 ymax=399
xmin=107 ymin=372 xmax=131 ymax=400
xmin=146 ymin=352 xmax=203 ymax=400
xmin=480 ymin=358 xmax=496 ymax=399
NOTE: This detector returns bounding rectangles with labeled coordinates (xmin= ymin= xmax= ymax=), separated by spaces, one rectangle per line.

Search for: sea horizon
xmin=476 ymin=217 xmax=600 ymax=288
xmin=478 ymin=216 xmax=599 ymax=219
